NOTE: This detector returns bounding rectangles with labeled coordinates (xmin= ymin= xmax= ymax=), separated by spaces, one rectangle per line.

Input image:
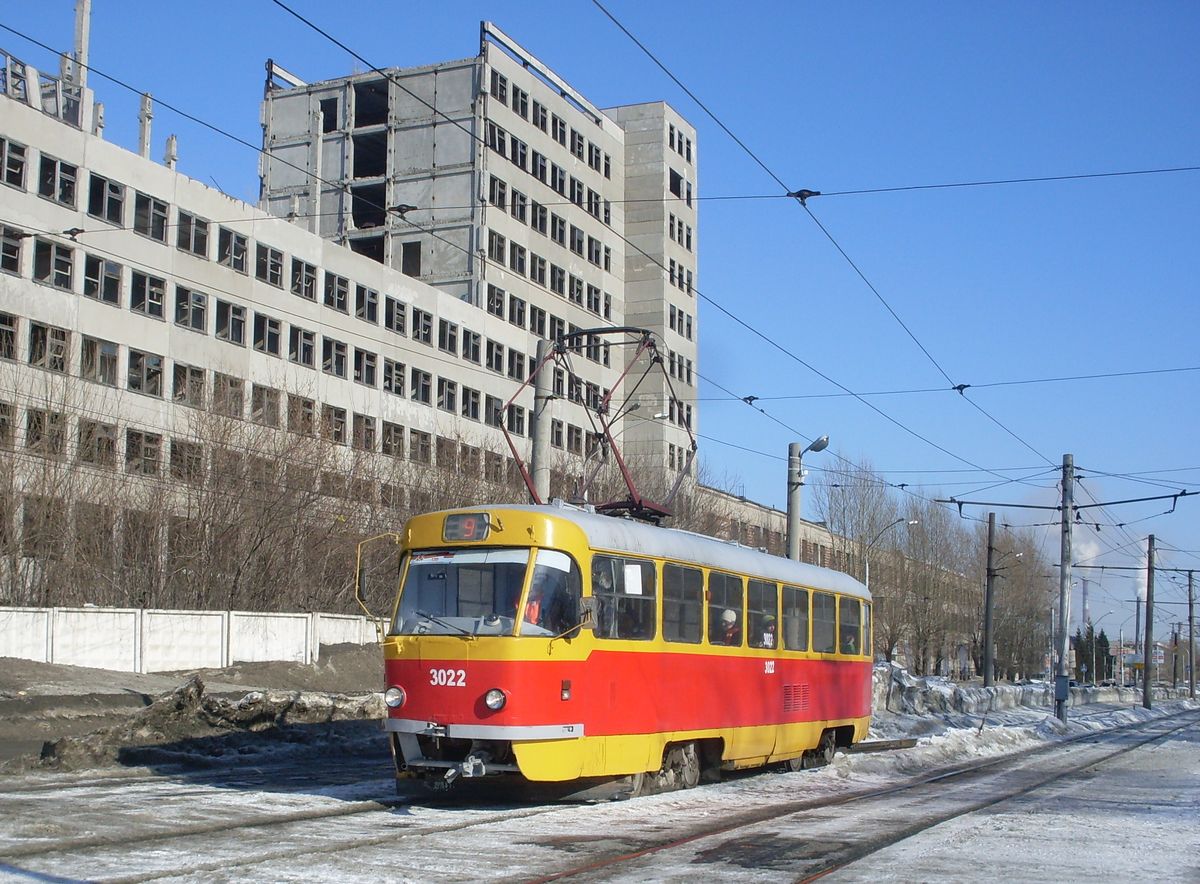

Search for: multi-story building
xmin=258 ymin=23 xmax=699 ymax=476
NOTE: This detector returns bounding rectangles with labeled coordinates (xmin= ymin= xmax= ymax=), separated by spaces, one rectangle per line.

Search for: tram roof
xmin=449 ymin=502 xmax=870 ymax=600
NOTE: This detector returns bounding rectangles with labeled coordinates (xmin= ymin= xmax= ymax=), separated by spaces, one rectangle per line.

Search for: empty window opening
xmin=353 ymin=80 xmax=388 ymax=127
xmin=349 ymin=235 xmax=384 ymax=263
xmin=351 ymin=183 xmax=386 ymax=228
xmin=401 ymin=240 xmax=421 ymax=277
xmin=319 ymin=97 xmax=339 ymax=133
xmin=352 ymin=131 xmax=387 ymax=178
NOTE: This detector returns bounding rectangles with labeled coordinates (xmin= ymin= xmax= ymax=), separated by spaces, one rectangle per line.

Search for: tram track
xmin=526 ymin=707 xmax=1200 ymax=882
xmin=2 ymin=706 xmax=1194 ymax=882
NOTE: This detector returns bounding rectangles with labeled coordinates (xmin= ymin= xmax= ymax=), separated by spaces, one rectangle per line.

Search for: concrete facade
xmin=259 ymin=23 xmax=698 ymax=474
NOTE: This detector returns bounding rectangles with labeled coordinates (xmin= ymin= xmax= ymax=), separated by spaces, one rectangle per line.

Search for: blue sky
xmin=2 ymin=2 xmax=1197 ymax=637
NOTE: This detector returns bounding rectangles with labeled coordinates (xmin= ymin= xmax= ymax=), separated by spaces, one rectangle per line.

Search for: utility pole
xmin=1055 ymin=454 xmax=1073 ymax=723
xmin=786 ymin=443 xmax=803 ymax=561
xmin=1189 ymin=570 xmax=1196 ymax=700
xmin=1172 ymin=624 xmax=1180 ymax=688
xmin=983 ymin=512 xmax=996 ymax=688
xmin=528 ymin=339 xmax=553 ymax=503
xmin=1142 ymin=534 xmax=1155 ymax=710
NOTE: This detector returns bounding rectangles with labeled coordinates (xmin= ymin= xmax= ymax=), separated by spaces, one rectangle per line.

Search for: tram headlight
xmin=484 ymin=688 xmax=507 ymax=711
xmin=384 ymin=686 xmax=407 ymax=708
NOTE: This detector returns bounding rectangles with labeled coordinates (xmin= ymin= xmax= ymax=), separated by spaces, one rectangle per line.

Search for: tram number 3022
xmin=429 ymin=668 xmax=467 ymax=687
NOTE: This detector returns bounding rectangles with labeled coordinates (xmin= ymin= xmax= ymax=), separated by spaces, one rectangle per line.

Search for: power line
xmin=820 ymin=165 xmax=1200 ymax=198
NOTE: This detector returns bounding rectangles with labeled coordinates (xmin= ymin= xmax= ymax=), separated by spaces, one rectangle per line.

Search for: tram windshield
xmin=392 ymin=548 xmax=529 ymax=636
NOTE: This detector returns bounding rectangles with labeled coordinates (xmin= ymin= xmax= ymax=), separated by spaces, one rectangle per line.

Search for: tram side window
xmin=663 ymin=563 xmax=702 ymax=643
xmin=782 ymin=586 xmax=809 ymax=651
xmin=747 ymin=579 xmax=778 ymax=649
xmin=707 ymin=571 xmax=744 ymax=646
xmin=863 ymin=602 xmax=872 ymax=657
xmin=592 ymin=555 xmax=657 ymax=640
xmin=840 ymin=596 xmax=862 ymax=655
xmin=812 ymin=591 xmax=837 ymax=653
xmin=519 ymin=549 xmax=583 ymax=638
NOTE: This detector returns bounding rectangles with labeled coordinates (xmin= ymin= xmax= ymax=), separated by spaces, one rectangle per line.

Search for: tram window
xmin=863 ymin=602 xmax=872 ymax=657
xmin=663 ymin=563 xmax=702 ymax=643
xmin=782 ymin=586 xmax=809 ymax=651
xmin=812 ymin=591 xmax=837 ymax=653
xmin=707 ymin=571 xmax=743 ymax=646
xmin=747 ymin=579 xmax=778 ymax=649
xmin=840 ymin=597 xmax=862 ymax=655
xmin=519 ymin=549 xmax=582 ymax=637
xmin=592 ymin=555 xmax=656 ymax=641
xmin=392 ymin=548 xmax=529 ymax=635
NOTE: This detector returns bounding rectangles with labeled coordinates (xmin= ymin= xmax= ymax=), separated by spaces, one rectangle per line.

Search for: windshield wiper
xmin=416 ymin=610 xmax=472 ymax=636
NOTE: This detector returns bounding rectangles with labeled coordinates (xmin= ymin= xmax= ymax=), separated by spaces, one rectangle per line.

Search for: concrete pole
xmin=983 ymin=512 xmax=996 ymax=688
xmin=138 ymin=93 xmax=153 ymax=159
xmin=73 ymin=0 xmax=91 ymax=91
xmin=528 ymin=338 xmax=553 ymax=503
xmin=311 ymin=109 xmax=324 ymax=235
xmin=786 ymin=442 xmax=802 ymax=561
xmin=1142 ymin=534 xmax=1155 ymax=710
xmin=1055 ymin=454 xmax=1073 ymax=723
xmin=1189 ymin=570 xmax=1195 ymax=700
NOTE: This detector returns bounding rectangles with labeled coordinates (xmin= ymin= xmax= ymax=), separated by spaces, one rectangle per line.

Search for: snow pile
xmin=25 ymin=676 xmax=383 ymax=772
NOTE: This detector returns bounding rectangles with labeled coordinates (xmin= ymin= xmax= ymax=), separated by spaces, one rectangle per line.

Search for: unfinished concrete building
xmin=259 ymin=22 xmax=699 ymax=477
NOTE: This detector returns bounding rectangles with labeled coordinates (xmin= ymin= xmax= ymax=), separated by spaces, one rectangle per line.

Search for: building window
xmin=29 ymin=323 xmax=68 ymax=373
xmin=352 ymin=413 xmax=376 ymax=451
xmin=550 ymin=165 xmax=566 ymax=195
xmin=291 ymin=258 xmax=317 ymax=300
xmin=289 ymin=326 xmax=315 ymax=367
xmin=409 ymin=430 xmax=432 ymax=465
xmin=26 ymin=409 xmax=66 ymax=456
xmin=255 ymin=244 xmax=284 ymax=286
xmin=133 ymin=192 xmax=168 ymax=241
xmin=488 ymin=175 xmax=507 ymax=210
xmin=126 ymin=430 xmax=162 ymax=475
xmin=530 ymin=254 xmax=546 ymax=287
xmin=217 ymin=228 xmax=248 ymax=272
xmin=510 ymin=190 xmax=527 ymax=223
xmin=487 ymin=229 xmax=506 ymax=262
xmin=410 ymin=368 xmax=432 ymax=404
xmin=384 ymin=296 xmax=406 ymax=335
xmin=484 ymin=395 xmax=503 ymax=429
xmin=131 ymin=271 xmax=166 ymax=318
xmin=253 ymin=313 xmax=281 ymax=355
xmin=1 ymin=137 xmax=27 ymax=188
xmin=127 ymin=349 xmax=163 ymax=396
xmin=1 ymin=227 xmax=22 ymax=275
xmin=323 ymin=405 xmax=347 ymax=444
xmin=489 ymin=69 xmax=507 ymax=102
xmin=78 ymin=420 xmax=117 ymax=468
xmin=569 ymin=177 xmax=584 ymax=206
xmin=551 ymin=419 xmax=563 ymax=448
xmin=566 ymin=424 xmax=583 ymax=455
xmin=87 ymin=173 xmax=124 ymax=224
xmin=83 ymin=255 xmax=121 ymax=305
xmin=462 ymin=330 xmax=481 ymax=364
xmin=552 ymin=115 xmax=566 ymax=145
xmin=532 ymin=100 xmax=547 ymax=131
xmin=0 ymin=312 xmax=14 ymax=360
xmin=324 ymin=272 xmax=349 ymax=312
xmin=322 ymin=337 xmax=347 ymax=377
xmin=81 ymin=336 xmax=118 ymax=386
xmin=176 ymin=211 xmax=209 ymax=257
xmin=437 ymin=377 xmax=457 ymax=413
xmin=532 ymin=202 xmax=547 ymax=234
xmin=438 ymin=319 xmax=458 ymax=355
xmin=412 ymin=308 xmax=433 ymax=344
xmin=461 ymin=387 xmax=480 ymax=421
xmin=173 ymin=364 xmax=206 ymax=408
xmin=486 ymin=340 xmax=504 ymax=374
xmin=288 ymin=395 xmax=315 ymax=435
xmin=507 ymin=404 xmax=526 ymax=436
xmin=354 ymin=347 xmax=377 ymax=386
xmin=401 ymin=241 xmax=421 ymax=277
xmin=251 ymin=384 xmax=281 ymax=426
xmin=569 ymin=226 xmax=584 ymax=256
xmin=509 ymin=242 xmax=526 ymax=275
xmin=174 ymin=286 xmax=207 ymax=332
xmin=550 ymin=265 xmax=565 ymax=295
xmin=507 ymin=350 xmax=526 ymax=381
xmin=383 ymin=358 xmax=405 ymax=395
xmin=355 ymin=284 xmax=378 ymax=323
xmin=215 ymin=300 xmax=246 ymax=345
xmin=33 ymin=239 xmax=73 ymax=290
xmin=508 ymin=296 xmax=526 ymax=328
xmin=532 ymin=151 xmax=547 ymax=182
xmin=170 ymin=440 xmax=205 ymax=484
xmin=38 ymin=155 xmax=77 ymax=206
xmin=487 ymin=284 xmax=505 ymax=318
xmin=381 ymin=421 xmax=405 ymax=458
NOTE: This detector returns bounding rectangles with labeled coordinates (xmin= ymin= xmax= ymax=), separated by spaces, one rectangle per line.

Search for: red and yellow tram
xmin=379 ymin=502 xmax=872 ymax=792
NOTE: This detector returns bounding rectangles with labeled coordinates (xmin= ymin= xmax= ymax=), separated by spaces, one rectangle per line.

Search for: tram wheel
xmin=676 ymin=742 xmax=701 ymax=789
xmin=817 ymin=731 xmax=837 ymax=766
xmin=785 ymin=755 xmax=805 ymax=773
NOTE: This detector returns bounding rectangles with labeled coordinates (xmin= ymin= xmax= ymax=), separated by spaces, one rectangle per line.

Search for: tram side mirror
xmin=578 ymin=597 xmax=598 ymax=630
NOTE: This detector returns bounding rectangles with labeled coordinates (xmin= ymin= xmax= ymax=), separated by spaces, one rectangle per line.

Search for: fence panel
xmin=229 ymin=611 xmax=311 ymax=664
xmin=0 ymin=607 xmax=51 ymax=662
xmin=52 ymin=608 xmax=139 ymax=671
xmin=142 ymin=610 xmax=227 ymax=672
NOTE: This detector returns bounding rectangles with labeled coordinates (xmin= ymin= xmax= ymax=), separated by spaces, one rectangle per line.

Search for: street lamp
xmin=864 ymin=518 xmax=918 ymax=591
xmin=786 ymin=435 xmax=829 ymax=561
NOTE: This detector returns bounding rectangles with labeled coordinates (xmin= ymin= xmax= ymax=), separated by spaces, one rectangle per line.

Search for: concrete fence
xmin=0 ymin=606 xmax=379 ymax=673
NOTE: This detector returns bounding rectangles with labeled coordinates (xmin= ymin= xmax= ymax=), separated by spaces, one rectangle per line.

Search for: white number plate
xmin=429 ymin=668 xmax=467 ymax=687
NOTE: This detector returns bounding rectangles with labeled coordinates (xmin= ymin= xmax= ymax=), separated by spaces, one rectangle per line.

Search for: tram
xmin=378 ymin=501 xmax=872 ymax=792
